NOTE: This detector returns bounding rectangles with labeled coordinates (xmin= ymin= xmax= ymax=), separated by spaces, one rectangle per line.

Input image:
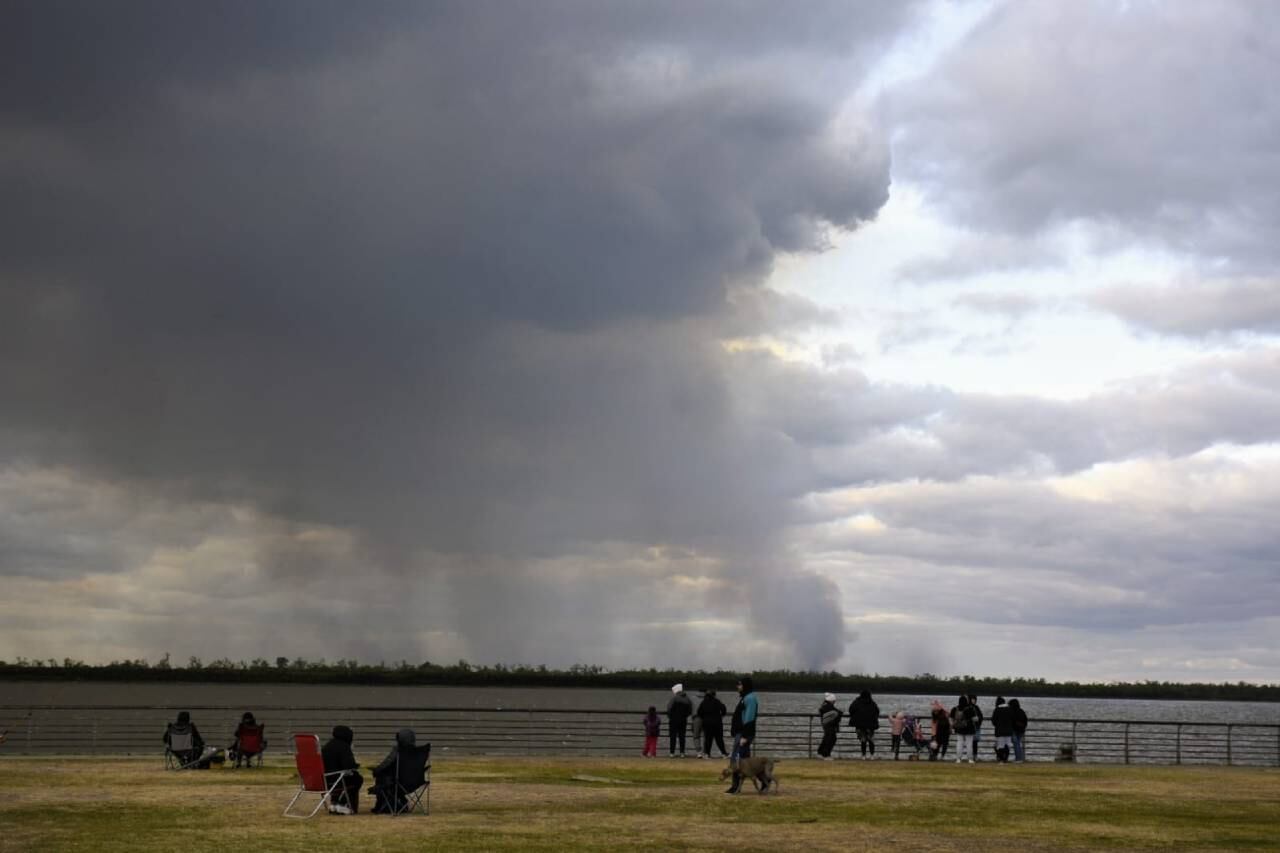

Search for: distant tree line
xmin=1 ymin=656 xmax=1276 ymax=701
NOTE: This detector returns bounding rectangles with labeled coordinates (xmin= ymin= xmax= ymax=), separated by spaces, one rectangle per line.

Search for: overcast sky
xmin=3 ymin=0 xmax=1277 ymax=683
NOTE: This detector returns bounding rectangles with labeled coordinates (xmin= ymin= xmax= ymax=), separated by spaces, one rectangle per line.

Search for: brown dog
xmin=719 ymin=755 xmax=779 ymax=794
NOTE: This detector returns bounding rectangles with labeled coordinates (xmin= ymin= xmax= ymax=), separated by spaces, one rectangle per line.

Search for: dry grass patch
xmin=0 ymin=756 xmax=1276 ymax=851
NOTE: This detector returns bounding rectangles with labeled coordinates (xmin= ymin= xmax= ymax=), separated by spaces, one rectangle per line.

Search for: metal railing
xmin=1 ymin=705 xmax=1276 ymax=766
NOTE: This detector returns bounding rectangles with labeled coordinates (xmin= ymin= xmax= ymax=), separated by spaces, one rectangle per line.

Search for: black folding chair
xmin=391 ymin=743 xmax=431 ymax=816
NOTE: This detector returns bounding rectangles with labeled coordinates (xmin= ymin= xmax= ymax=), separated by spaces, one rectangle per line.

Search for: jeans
xmin=1012 ymin=732 xmax=1025 ymax=761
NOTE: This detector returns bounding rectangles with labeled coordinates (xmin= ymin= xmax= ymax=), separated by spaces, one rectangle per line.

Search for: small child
xmin=643 ymin=707 xmax=661 ymax=757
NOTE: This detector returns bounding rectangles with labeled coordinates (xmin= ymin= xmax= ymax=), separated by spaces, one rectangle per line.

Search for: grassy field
xmin=1 ymin=755 xmax=1277 ymax=851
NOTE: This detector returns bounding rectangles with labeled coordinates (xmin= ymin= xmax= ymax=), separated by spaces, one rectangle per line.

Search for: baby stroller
xmin=900 ymin=714 xmax=929 ymax=760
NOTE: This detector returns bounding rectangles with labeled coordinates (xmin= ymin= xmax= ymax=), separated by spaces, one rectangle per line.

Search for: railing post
xmin=1175 ymin=724 xmax=1181 ymax=765
xmin=1123 ymin=723 xmax=1129 ymax=765
xmin=1226 ymin=724 xmax=1232 ymax=766
xmin=1071 ymin=721 xmax=1078 ymax=758
xmin=807 ymin=715 xmax=813 ymax=759
xmin=528 ymin=710 xmax=534 ymax=756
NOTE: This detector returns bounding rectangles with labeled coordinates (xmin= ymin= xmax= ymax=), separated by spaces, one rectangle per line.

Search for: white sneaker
xmin=969 ymin=759 xmax=975 ymax=764
xmin=328 ymin=804 xmax=353 ymax=815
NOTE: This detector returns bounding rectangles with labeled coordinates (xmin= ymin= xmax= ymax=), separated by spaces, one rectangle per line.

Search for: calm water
xmin=2 ymin=681 xmax=1276 ymax=725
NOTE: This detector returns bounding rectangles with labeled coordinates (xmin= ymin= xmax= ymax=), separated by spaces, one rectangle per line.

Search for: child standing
xmin=642 ymin=706 xmax=661 ymax=757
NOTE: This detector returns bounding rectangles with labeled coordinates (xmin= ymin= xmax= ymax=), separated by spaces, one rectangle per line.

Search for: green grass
xmin=1 ymin=756 xmax=1277 ymax=851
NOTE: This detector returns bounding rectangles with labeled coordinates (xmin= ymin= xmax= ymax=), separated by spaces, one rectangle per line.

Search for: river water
xmin=2 ymin=681 xmax=1277 ymax=724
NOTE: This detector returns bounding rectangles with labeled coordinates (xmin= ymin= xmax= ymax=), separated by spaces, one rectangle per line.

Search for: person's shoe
xmin=668 ymin=753 xmax=676 ymax=758
xmin=328 ymin=804 xmax=353 ymax=815
xmin=969 ymin=759 xmax=975 ymax=764
xmin=724 ymin=772 xmax=743 ymax=794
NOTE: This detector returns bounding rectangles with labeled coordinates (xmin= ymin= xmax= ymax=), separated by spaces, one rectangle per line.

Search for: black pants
xmin=333 ymin=771 xmax=364 ymax=813
xmin=703 ymin=727 xmax=726 ymax=757
xmin=669 ymin=719 xmax=687 ymax=755
xmin=370 ymin=776 xmax=405 ymax=814
xmin=817 ymin=729 xmax=837 ymax=757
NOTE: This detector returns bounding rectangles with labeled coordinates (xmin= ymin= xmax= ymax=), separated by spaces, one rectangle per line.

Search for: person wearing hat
xmin=666 ymin=683 xmax=694 ymax=758
xmin=816 ymin=692 xmax=842 ymax=759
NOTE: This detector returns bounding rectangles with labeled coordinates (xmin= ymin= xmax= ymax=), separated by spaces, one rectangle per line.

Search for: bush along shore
xmin=1 ymin=657 xmax=1277 ymax=701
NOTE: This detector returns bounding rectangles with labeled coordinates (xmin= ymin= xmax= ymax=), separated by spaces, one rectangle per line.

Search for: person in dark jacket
xmin=950 ymin=695 xmax=978 ymax=764
xmin=696 ymin=690 xmax=728 ymax=758
xmin=666 ymin=684 xmax=694 ymax=757
xmin=929 ymin=700 xmax=951 ymax=760
xmin=848 ymin=690 xmax=880 ymax=759
xmin=163 ymin=711 xmax=206 ymax=768
xmin=1009 ymin=698 xmax=1028 ymax=762
xmin=816 ymin=693 xmax=841 ymax=759
xmin=989 ymin=697 xmax=1014 ymax=762
xmin=726 ymin=675 xmax=759 ymax=794
xmin=321 ymin=725 xmax=363 ymax=814
xmin=968 ymin=694 xmax=985 ymax=762
xmin=369 ymin=728 xmax=426 ymax=814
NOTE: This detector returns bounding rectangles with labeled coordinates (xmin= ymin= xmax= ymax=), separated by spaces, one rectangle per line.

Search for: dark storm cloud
xmin=1 ymin=2 xmax=922 ymax=666
xmin=891 ymin=1 xmax=1280 ymax=267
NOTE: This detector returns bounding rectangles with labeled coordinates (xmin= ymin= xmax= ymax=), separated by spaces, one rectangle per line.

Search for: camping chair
xmin=284 ymin=733 xmax=356 ymax=819
xmin=233 ymin=724 xmax=266 ymax=768
xmin=164 ymin=726 xmax=207 ymax=770
xmin=389 ymin=743 xmax=431 ymax=816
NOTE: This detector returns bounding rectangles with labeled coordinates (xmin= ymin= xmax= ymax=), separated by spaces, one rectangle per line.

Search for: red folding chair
xmin=234 ymin=724 xmax=266 ymax=768
xmin=283 ymin=733 xmax=355 ymax=819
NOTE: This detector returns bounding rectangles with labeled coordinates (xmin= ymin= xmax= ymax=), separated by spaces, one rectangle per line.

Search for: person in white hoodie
xmin=816 ymin=693 xmax=842 ymax=759
xmin=666 ymin=683 xmax=694 ymax=757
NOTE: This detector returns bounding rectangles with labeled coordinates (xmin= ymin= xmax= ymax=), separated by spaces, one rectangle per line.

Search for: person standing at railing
xmin=849 ymin=690 xmax=880 ymax=760
xmin=667 ymin=684 xmax=694 ymax=758
xmin=1008 ymin=698 xmax=1028 ymax=762
xmin=642 ymin=707 xmax=661 ymax=757
xmin=816 ymin=693 xmax=842 ymax=760
xmin=969 ymin=694 xmax=985 ymax=761
xmin=950 ymin=695 xmax=978 ymax=764
xmin=887 ymin=710 xmax=907 ymax=760
xmin=929 ymin=700 xmax=951 ymax=760
xmin=697 ymin=689 xmax=728 ymax=758
xmin=691 ymin=691 xmax=705 ymax=758
xmin=725 ymin=675 xmax=758 ymax=794
xmin=990 ymin=697 xmax=1014 ymax=762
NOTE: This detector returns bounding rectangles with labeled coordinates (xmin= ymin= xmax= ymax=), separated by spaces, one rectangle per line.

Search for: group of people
xmin=162 ymin=710 xmax=266 ymax=769
xmin=321 ymin=724 xmax=428 ymax=815
xmin=822 ymin=692 xmax=1029 ymax=763
xmin=643 ymin=676 xmax=761 ymax=794
xmin=162 ymin=711 xmax=428 ymax=814
xmin=645 ymin=682 xmax=732 ymax=759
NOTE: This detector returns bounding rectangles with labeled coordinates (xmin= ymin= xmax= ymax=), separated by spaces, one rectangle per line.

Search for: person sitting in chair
xmin=164 ymin=711 xmax=206 ymax=768
xmin=228 ymin=711 xmax=266 ymax=767
xmin=321 ymin=725 xmax=363 ymax=814
xmin=369 ymin=728 xmax=426 ymax=814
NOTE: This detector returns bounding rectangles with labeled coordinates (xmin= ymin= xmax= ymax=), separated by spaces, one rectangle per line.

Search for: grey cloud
xmin=1 ymin=2 xmax=920 ymax=667
xmin=891 ymin=1 xmax=1280 ymax=267
xmin=1092 ymin=277 xmax=1280 ymax=338
xmin=808 ymin=462 xmax=1280 ymax=631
